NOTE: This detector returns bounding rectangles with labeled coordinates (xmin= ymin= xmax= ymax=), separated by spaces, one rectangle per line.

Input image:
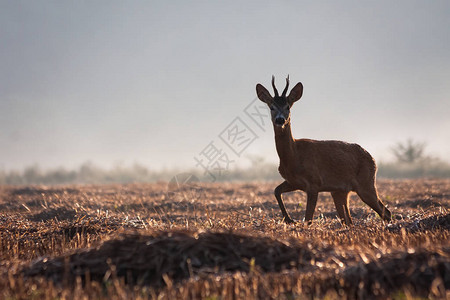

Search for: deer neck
xmin=274 ymin=121 xmax=297 ymax=165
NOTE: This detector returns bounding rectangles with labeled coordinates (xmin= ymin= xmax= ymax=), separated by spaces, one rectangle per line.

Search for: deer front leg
xmin=304 ymin=192 xmax=318 ymax=225
xmin=274 ymin=181 xmax=296 ymax=224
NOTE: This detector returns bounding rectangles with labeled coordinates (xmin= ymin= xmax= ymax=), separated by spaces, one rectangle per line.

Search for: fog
xmin=1 ymin=1 xmax=449 ymax=174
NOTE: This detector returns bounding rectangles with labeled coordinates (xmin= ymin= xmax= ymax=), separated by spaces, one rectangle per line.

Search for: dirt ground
xmin=0 ymin=179 xmax=449 ymax=299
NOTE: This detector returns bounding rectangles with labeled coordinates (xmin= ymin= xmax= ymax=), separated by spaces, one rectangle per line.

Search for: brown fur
xmin=256 ymin=77 xmax=391 ymax=225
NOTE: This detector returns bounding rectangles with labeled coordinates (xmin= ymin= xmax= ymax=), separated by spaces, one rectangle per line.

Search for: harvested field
xmin=0 ymin=179 xmax=449 ymax=299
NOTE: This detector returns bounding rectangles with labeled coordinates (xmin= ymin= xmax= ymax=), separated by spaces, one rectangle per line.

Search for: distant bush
xmin=377 ymin=158 xmax=450 ymax=179
xmin=1 ymin=150 xmax=449 ymax=185
xmin=0 ymin=162 xmax=176 ymax=185
xmin=377 ymin=139 xmax=450 ymax=179
xmin=390 ymin=139 xmax=426 ymax=164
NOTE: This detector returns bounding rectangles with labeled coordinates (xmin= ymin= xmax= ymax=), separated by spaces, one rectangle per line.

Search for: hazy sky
xmin=1 ymin=1 xmax=449 ymax=172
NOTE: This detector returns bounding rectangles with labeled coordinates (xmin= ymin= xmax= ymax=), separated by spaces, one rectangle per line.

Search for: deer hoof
xmin=284 ymin=217 xmax=296 ymax=224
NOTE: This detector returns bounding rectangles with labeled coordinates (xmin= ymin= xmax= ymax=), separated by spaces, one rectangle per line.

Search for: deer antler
xmin=271 ymin=75 xmax=279 ymax=97
xmin=281 ymin=75 xmax=290 ymax=97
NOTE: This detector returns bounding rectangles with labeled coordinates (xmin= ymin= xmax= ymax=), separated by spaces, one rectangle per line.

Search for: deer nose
xmin=275 ymin=117 xmax=285 ymax=125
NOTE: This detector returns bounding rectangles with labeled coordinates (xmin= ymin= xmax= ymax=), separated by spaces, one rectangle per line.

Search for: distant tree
xmin=23 ymin=165 xmax=42 ymax=184
xmin=391 ymin=139 xmax=426 ymax=164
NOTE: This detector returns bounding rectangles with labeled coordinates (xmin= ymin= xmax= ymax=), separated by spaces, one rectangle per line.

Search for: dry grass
xmin=0 ymin=179 xmax=449 ymax=299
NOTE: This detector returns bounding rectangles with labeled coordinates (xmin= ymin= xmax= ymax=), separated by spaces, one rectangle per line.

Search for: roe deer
xmin=256 ymin=76 xmax=391 ymax=225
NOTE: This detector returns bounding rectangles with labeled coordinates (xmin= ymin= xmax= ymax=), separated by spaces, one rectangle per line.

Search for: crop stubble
xmin=0 ymin=179 xmax=449 ymax=299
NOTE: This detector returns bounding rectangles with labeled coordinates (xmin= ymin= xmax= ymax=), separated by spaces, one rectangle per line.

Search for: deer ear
xmin=287 ymin=82 xmax=303 ymax=105
xmin=256 ymin=84 xmax=273 ymax=104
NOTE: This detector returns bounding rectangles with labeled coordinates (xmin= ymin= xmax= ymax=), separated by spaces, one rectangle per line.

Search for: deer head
xmin=256 ymin=76 xmax=304 ymax=128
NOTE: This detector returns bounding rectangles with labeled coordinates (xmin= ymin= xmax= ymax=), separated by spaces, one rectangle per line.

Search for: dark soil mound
xmin=23 ymin=231 xmax=313 ymax=287
xmin=19 ymin=229 xmax=450 ymax=298
xmin=339 ymin=249 xmax=450 ymax=299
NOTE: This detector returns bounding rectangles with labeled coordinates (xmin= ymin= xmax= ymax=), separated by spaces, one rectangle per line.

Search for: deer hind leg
xmin=274 ymin=181 xmax=296 ymax=224
xmin=331 ymin=191 xmax=353 ymax=225
xmin=356 ymin=186 xmax=392 ymax=221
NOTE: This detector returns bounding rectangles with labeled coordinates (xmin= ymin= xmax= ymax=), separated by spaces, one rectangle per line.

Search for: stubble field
xmin=0 ymin=179 xmax=449 ymax=299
